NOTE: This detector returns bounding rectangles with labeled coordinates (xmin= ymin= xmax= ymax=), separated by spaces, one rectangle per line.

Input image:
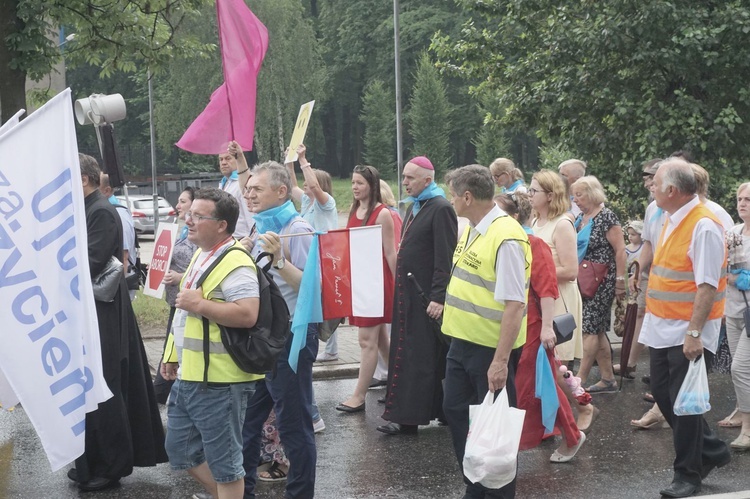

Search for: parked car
xmin=116 ymin=195 xmax=177 ymax=234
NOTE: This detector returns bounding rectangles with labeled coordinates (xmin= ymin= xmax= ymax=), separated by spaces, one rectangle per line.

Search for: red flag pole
xmin=215 ymin=0 xmax=236 ymax=140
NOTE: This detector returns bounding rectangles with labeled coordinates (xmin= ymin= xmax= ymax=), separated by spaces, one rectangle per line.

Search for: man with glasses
xmin=161 ymin=188 xmax=262 ymax=499
xmin=241 ymin=162 xmax=317 ymax=499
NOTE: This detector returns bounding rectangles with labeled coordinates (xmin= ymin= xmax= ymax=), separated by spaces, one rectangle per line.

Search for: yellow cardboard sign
xmin=285 ymin=100 xmax=315 ymax=163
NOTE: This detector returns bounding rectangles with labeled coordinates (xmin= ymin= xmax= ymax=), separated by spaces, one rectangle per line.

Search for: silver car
xmin=116 ymin=195 xmax=177 ymax=234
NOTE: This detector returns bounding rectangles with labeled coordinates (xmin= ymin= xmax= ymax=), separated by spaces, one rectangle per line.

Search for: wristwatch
xmin=686 ymin=329 xmax=701 ymax=338
xmin=274 ymin=255 xmax=286 ymax=270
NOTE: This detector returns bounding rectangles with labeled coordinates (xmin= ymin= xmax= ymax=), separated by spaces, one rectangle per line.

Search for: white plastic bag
xmin=673 ymin=357 xmax=711 ymax=416
xmin=463 ymin=389 xmax=526 ymax=489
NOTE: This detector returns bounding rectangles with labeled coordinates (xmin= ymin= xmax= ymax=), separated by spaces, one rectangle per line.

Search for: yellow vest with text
xmin=163 ymin=241 xmax=264 ymax=383
xmin=442 ymin=215 xmax=531 ymax=349
xmin=646 ymin=203 xmax=727 ymax=321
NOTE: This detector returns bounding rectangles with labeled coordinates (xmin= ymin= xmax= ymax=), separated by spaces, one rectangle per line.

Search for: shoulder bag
xmin=92 ymin=256 xmax=123 ymax=302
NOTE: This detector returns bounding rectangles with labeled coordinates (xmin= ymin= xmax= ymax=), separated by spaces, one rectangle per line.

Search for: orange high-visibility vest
xmin=646 ymin=203 xmax=726 ymax=321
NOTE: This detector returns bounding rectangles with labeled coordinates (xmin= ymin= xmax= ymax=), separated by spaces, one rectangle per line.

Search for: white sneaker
xmin=316 ymin=352 xmax=338 ymax=362
xmin=313 ymin=418 xmax=326 ymax=433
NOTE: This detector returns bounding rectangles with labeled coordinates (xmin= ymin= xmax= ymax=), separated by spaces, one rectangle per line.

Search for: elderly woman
xmin=490 ymin=157 xmax=527 ymax=194
xmin=529 ymin=171 xmax=597 ymax=429
xmin=570 ymin=176 xmax=626 ymax=393
xmin=723 ymin=182 xmax=750 ymax=449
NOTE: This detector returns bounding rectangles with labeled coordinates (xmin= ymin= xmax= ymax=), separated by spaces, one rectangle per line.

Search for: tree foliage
xmin=361 ymin=79 xmax=395 ymax=176
xmin=0 ymin=0 xmax=211 ymax=122
xmin=408 ymin=52 xmax=452 ymax=175
xmin=433 ymin=0 xmax=750 ymax=215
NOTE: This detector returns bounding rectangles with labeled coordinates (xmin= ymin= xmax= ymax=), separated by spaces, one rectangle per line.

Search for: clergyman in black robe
xmin=71 ymin=154 xmax=167 ymax=491
xmin=380 ymin=157 xmax=458 ymax=433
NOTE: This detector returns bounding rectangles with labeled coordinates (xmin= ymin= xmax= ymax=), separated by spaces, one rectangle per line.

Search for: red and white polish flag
xmin=319 ymin=226 xmax=384 ymax=319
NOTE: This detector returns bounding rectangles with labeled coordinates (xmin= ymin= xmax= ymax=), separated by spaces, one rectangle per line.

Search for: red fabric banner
xmin=319 ymin=229 xmax=352 ymax=319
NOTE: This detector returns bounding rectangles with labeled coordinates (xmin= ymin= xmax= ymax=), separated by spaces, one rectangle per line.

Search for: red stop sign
xmin=149 ymin=228 xmax=174 ymax=290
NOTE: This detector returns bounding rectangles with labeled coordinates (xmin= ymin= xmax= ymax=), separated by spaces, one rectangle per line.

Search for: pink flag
xmin=319 ymin=226 xmax=384 ymax=319
xmin=176 ymin=0 xmax=268 ymax=154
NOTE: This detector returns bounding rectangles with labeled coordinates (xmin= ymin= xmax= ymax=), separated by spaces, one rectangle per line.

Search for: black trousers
xmin=649 ymin=346 xmax=729 ymax=485
xmin=443 ymin=338 xmax=522 ymax=499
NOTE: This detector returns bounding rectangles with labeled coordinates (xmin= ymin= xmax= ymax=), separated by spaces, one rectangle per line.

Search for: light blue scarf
xmin=575 ymin=214 xmax=593 ymax=264
xmin=254 ymin=200 xmax=298 ymax=234
xmin=502 ymin=179 xmax=525 ymax=194
xmin=179 ymin=225 xmax=189 ymax=241
xmin=219 ymin=170 xmax=239 ymax=189
xmin=402 ymin=181 xmax=445 ymax=216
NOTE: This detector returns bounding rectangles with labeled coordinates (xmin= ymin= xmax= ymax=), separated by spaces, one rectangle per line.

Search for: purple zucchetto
xmin=407 ymin=156 xmax=434 ymax=171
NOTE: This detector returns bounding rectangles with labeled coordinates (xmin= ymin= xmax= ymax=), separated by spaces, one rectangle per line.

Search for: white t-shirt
xmin=639 ymin=197 xmax=724 ymax=352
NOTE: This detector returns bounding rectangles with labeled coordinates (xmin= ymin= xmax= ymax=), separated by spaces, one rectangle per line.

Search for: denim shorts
xmin=165 ymin=379 xmax=257 ymax=483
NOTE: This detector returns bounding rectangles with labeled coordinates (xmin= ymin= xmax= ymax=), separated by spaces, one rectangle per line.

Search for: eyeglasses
xmin=528 ymin=188 xmax=549 ymax=195
xmin=185 ymin=211 xmax=220 ymax=222
xmin=492 ymin=172 xmax=508 ymax=180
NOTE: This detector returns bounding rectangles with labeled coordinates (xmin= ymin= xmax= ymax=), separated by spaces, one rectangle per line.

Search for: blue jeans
xmin=166 ymin=379 xmax=257 ymax=483
xmin=243 ymin=325 xmax=318 ymax=498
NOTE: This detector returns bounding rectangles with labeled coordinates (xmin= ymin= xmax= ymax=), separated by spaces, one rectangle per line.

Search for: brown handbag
xmin=578 ymin=259 xmax=608 ymax=299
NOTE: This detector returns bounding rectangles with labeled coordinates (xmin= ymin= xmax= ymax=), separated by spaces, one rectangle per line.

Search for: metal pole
xmin=148 ymin=69 xmax=159 ymax=234
xmin=393 ymin=0 xmax=403 ymax=202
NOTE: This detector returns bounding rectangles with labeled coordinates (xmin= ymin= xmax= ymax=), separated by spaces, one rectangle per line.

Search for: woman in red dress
xmin=495 ymin=192 xmax=586 ymax=462
xmin=336 ymin=165 xmax=397 ymax=412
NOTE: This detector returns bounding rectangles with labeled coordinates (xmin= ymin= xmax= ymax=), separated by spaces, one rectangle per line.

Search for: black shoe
xmin=642 ymin=374 xmax=651 ymax=385
xmin=376 ymin=422 xmax=417 ymax=435
xmin=659 ymin=481 xmax=700 ymax=498
xmin=78 ymin=477 xmax=119 ymax=492
xmin=369 ymin=378 xmax=387 ymax=389
xmin=335 ymin=402 xmax=365 ymax=413
xmin=700 ymin=452 xmax=731 ymax=480
xmin=67 ymin=468 xmax=79 ymax=483
xmin=377 ymin=396 xmax=386 ymax=404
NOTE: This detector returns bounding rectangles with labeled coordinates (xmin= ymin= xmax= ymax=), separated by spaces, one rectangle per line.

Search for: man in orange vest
xmin=640 ymin=159 xmax=731 ymax=498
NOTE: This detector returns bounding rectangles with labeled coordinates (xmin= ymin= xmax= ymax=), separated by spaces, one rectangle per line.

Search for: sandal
xmin=718 ymin=408 xmax=742 ymax=428
xmin=613 ymin=364 xmax=636 ymax=380
xmin=643 ymin=392 xmax=655 ymax=403
xmin=258 ymin=462 xmax=288 ymax=482
xmin=586 ymin=378 xmax=618 ymax=394
xmin=730 ymin=432 xmax=750 ymax=451
xmin=630 ymin=408 xmax=668 ymax=430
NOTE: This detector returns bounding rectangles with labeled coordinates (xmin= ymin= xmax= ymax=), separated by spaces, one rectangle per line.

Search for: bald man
xmin=378 ymin=156 xmax=458 ymax=435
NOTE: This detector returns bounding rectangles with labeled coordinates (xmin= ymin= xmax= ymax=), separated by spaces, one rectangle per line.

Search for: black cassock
xmin=77 ymin=191 xmax=167 ymax=482
xmin=383 ymin=196 xmax=457 ymax=426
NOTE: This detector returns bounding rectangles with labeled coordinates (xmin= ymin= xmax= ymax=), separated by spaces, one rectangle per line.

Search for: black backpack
xmin=195 ymin=247 xmax=291 ymax=384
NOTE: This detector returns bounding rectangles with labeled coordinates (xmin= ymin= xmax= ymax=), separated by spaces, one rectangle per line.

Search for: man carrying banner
xmin=378 ymin=156 xmax=457 ymax=435
xmin=441 ymin=164 xmax=531 ymax=498
xmin=219 ymin=140 xmax=255 ymax=239
xmin=70 ymin=154 xmax=166 ymax=491
xmin=160 ymin=188 xmax=262 ymax=499
xmin=241 ymin=161 xmax=317 ymax=499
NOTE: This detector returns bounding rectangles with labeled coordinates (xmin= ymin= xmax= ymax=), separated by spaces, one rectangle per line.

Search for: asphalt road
xmin=2 ymin=371 xmax=750 ymax=498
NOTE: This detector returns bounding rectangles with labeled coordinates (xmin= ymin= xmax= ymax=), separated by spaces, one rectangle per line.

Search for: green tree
xmin=0 ymin=0 xmax=210 ymax=123
xmin=361 ymin=79 xmax=395 ymax=176
xmin=434 ymin=0 xmax=750 ymax=216
xmin=408 ymin=52 xmax=452 ymax=175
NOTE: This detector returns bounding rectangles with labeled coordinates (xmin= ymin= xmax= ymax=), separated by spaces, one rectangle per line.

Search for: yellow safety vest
xmin=442 ymin=215 xmax=531 ymax=349
xmin=646 ymin=203 xmax=727 ymax=321
xmin=163 ymin=241 xmax=265 ymax=383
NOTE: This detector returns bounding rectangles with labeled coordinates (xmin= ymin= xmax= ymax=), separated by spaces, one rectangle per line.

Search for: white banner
xmin=0 ymin=89 xmax=112 ymax=471
xmin=0 ymin=109 xmax=25 ymax=139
